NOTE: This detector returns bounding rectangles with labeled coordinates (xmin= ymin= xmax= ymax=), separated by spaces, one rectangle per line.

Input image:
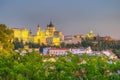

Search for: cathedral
xmin=12 ymin=21 xmax=63 ymax=46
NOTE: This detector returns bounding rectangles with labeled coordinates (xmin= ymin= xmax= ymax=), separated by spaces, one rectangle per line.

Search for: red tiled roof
xmin=50 ymin=48 xmax=69 ymax=50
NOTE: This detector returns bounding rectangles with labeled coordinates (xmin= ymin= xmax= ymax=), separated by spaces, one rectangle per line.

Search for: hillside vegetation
xmin=0 ymin=51 xmax=120 ymax=80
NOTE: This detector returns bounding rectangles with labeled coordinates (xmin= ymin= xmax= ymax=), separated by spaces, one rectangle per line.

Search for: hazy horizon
xmin=0 ymin=0 xmax=120 ymax=39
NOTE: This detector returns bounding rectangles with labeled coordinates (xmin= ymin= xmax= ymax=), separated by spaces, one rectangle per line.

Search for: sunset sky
xmin=0 ymin=0 xmax=120 ymax=39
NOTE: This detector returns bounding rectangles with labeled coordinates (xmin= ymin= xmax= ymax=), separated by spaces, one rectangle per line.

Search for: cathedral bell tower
xmin=37 ymin=24 xmax=41 ymax=36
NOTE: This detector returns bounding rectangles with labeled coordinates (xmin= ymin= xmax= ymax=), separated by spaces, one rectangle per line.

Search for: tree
xmin=60 ymin=42 xmax=66 ymax=48
xmin=0 ymin=24 xmax=14 ymax=50
xmin=13 ymin=38 xmax=24 ymax=50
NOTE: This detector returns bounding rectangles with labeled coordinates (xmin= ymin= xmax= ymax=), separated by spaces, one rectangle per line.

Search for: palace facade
xmin=12 ymin=21 xmax=63 ymax=46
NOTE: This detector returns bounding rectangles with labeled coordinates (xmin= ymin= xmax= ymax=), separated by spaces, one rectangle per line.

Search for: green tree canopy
xmin=0 ymin=24 xmax=14 ymax=50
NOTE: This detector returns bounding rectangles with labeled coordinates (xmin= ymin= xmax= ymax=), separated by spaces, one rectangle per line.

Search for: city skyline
xmin=0 ymin=0 xmax=120 ymax=39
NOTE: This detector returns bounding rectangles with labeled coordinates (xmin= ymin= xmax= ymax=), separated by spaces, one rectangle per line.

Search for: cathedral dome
xmin=47 ymin=21 xmax=54 ymax=27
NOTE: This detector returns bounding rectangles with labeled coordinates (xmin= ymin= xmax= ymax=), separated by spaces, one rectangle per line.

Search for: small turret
xmin=29 ymin=29 xmax=32 ymax=35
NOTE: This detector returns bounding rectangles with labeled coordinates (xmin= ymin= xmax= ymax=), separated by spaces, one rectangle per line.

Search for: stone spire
xmin=37 ymin=24 xmax=40 ymax=31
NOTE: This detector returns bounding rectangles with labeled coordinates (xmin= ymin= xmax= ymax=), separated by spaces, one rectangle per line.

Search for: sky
xmin=0 ymin=0 xmax=120 ymax=39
